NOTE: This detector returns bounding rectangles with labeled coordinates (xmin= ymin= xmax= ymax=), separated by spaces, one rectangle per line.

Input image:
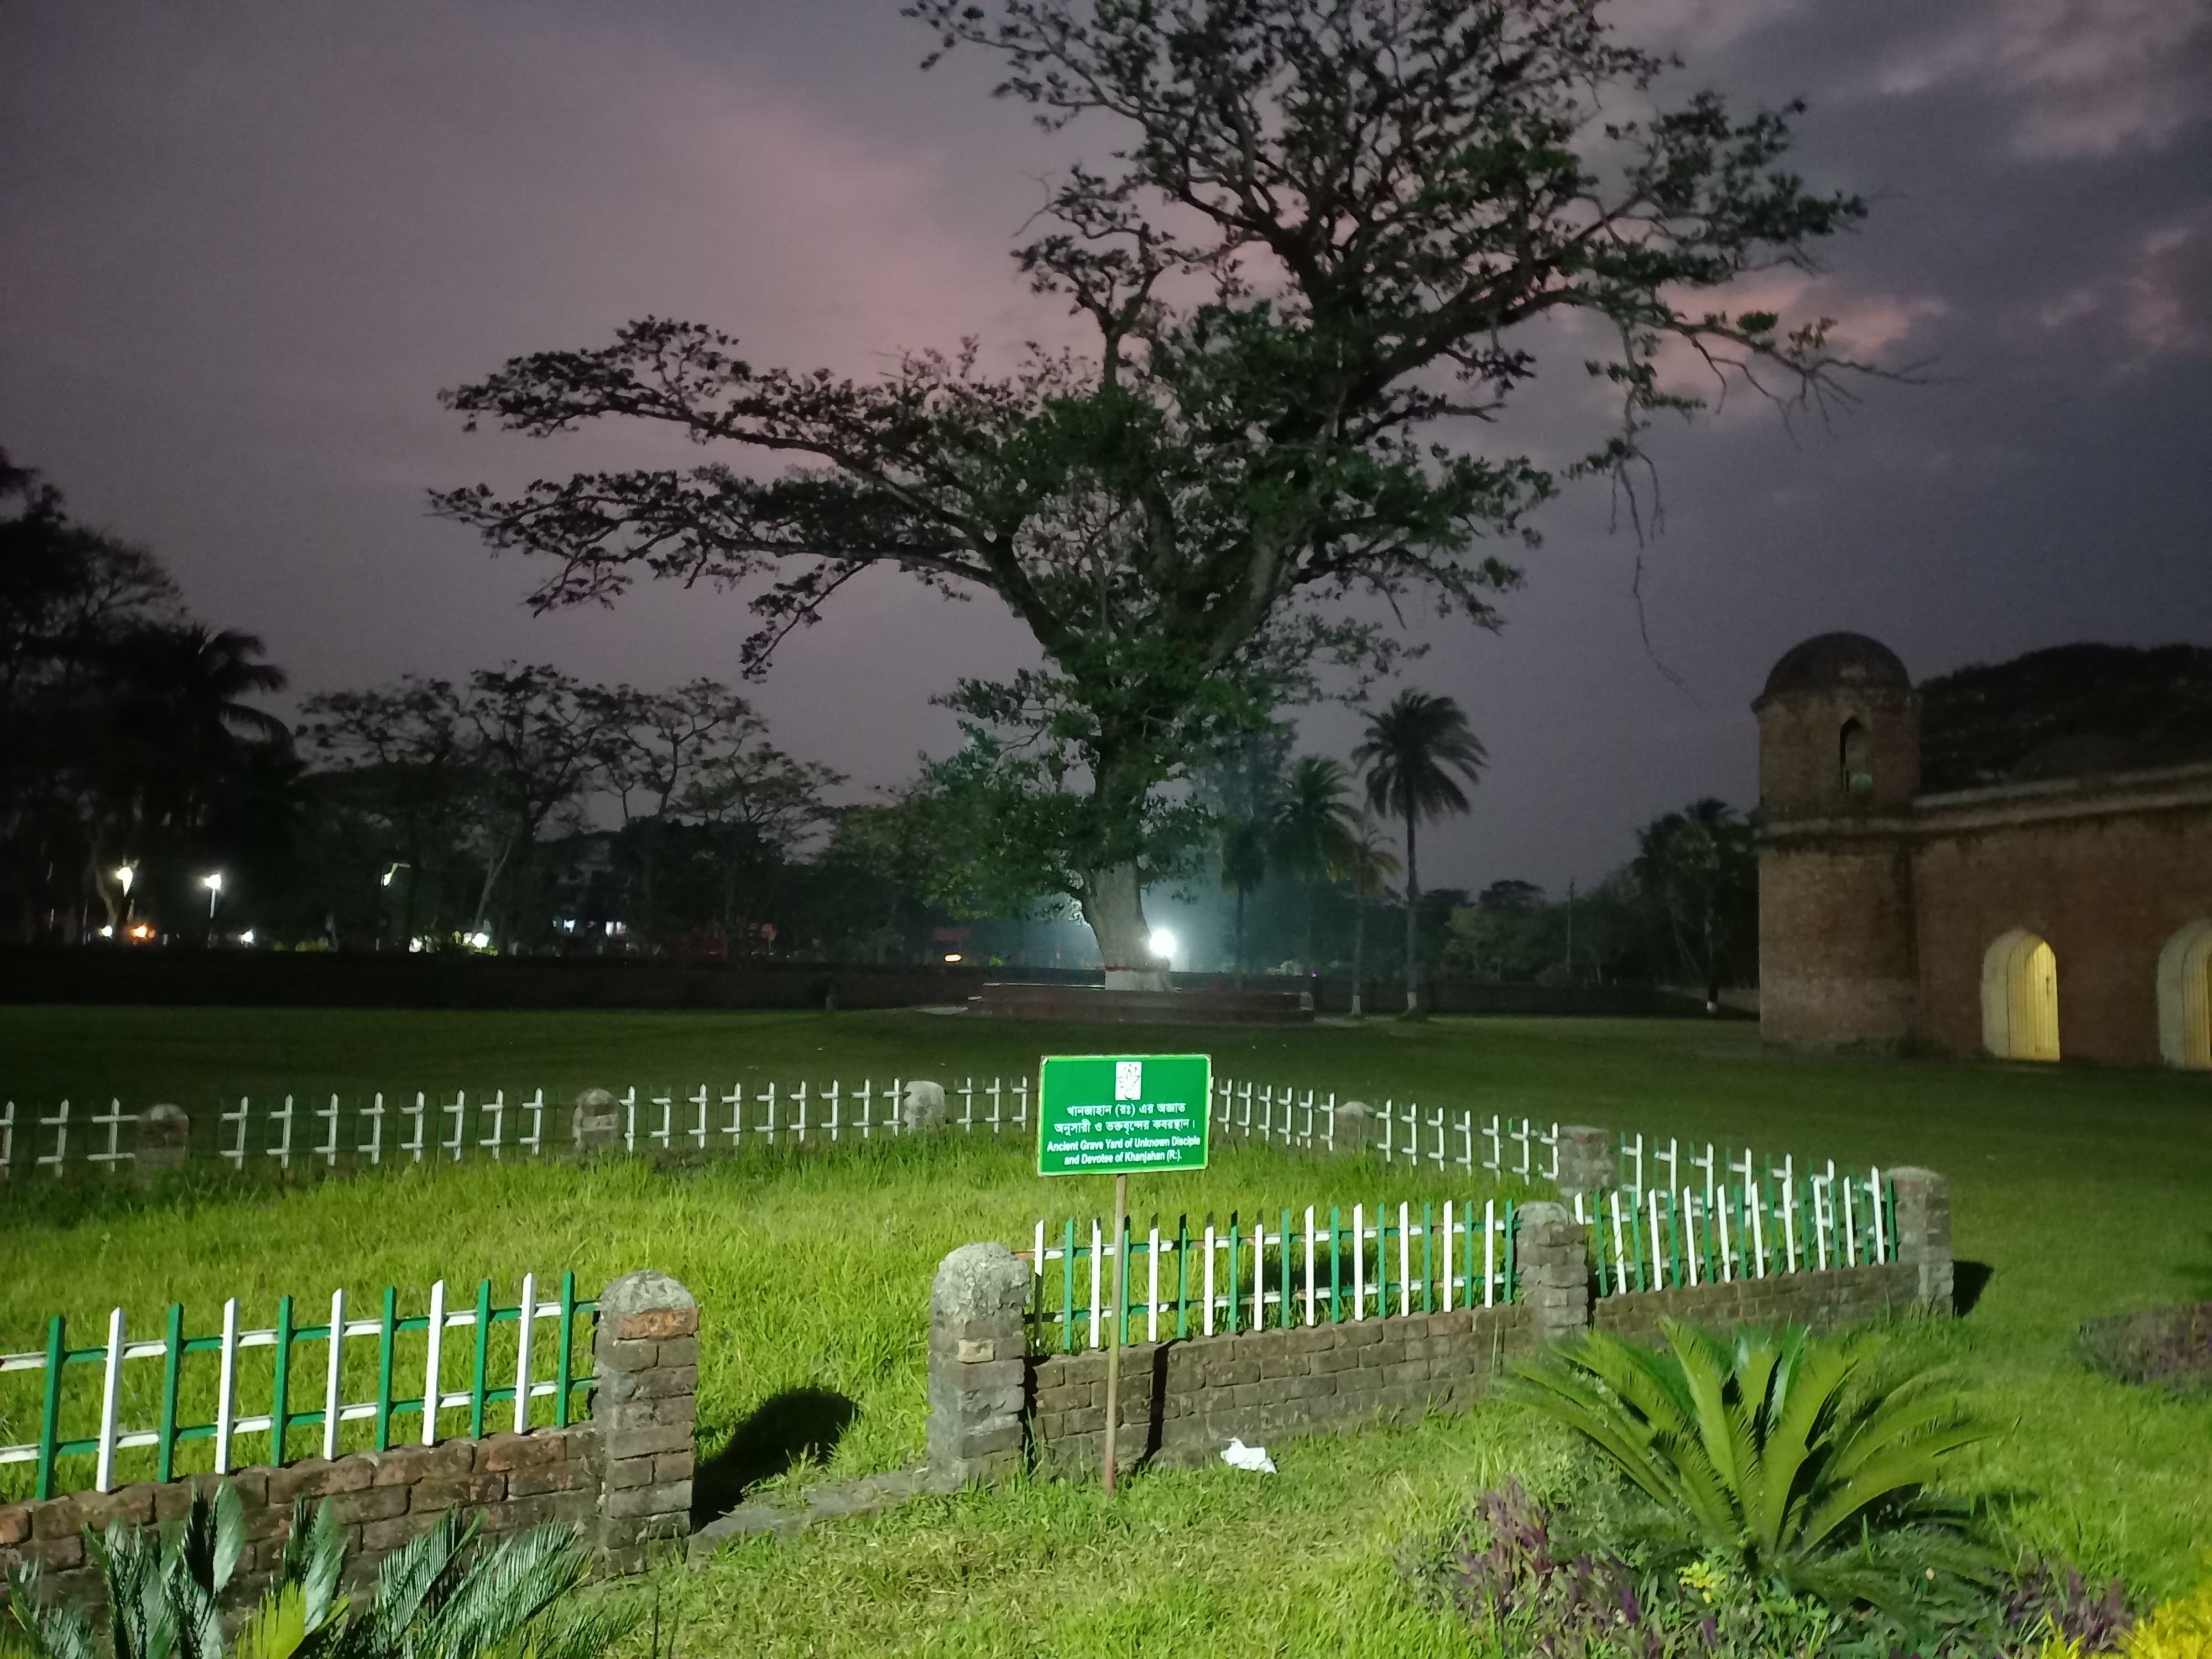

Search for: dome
xmin=1759 ymin=633 xmax=1911 ymax=702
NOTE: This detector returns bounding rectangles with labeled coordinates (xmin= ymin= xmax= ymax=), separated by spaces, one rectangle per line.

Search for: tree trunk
xmin=1234 ymin=886 xmax=1248 ymax=990
xmin=1302 ymin=878 xmax=1316 ymax=975
xmin=1351 ymin=900 xmax=1365 ymax=1018
xmin=1402 ymin=811 xmax=1422 ymax=1015
xmin=1083 ymin=862 xmax=1167 ymax=992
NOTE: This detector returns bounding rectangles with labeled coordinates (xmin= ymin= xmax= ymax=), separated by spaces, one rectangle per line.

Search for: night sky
xmin=3 ymin=0 xmax=2207 ymax=900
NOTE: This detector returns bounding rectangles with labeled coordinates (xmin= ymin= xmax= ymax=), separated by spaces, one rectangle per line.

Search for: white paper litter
xmin=1220 ymin=1437 xmax=1277 ymax=1473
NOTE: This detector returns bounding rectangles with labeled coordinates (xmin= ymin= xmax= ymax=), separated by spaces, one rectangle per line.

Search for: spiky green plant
xmin=2 ymin=1484 xmax=622 ymax=1659
xmin=1513 ymin=1317 xmax=2000 ymax=1625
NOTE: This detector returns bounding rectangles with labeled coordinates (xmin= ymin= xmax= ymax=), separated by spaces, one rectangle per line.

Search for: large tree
xmin=434 ymin=0 xmax=1869 ymax=987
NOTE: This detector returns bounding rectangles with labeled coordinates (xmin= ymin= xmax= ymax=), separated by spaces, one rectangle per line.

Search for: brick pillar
xmin=138 ymin=1105 xmax=190 ymax=1176
xmin=1553 ymin=1125 xmax=1615 ymax=1201
xmin=926 ymin=1243 xmax=1030 ymax=1490
xmin=592 ymin=1271 xmax=697 ymax=1572
xmin=572 ymin=1091 xmax=622 ymax=1159
xmin=1887 ymin=1167 xmax=1953 ymax=1314
xmin=1515 ymin=1201 xmax=1592 ymax=1346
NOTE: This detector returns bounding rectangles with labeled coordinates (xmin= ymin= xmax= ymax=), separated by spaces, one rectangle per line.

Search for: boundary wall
xmin=0 ymin=1273 xmax=695 ymax=1609
xmin=927 ymin=1173 xmax=1952 ymax=1485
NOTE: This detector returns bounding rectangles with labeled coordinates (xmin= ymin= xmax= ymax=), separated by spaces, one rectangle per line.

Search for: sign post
xmin=1037 ymin=1052 xmax=1211 ymax=1493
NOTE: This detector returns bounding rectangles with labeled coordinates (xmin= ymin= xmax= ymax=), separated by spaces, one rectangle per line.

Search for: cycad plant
xmin=2 ymin=1484 xmax=620 ymax=1659
xmin=1513 ymin=1318 xmax=1998 ymax=1626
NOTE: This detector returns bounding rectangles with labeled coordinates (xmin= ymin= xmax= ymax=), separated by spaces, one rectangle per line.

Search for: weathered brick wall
xmin=1757 ymin=835 xmax=1919 ymax=1051
xmin=0 ymin=1426 xmax=598 ymax=1610
xmin=1909 ymin=780 xmax=2212 ymax=1065
xmin=1592 ymin=1261 xmax=1919 ymax=1345
xmin=1757 ymin=686 xmax=1920 ymax=818
xmin=1754 ymin=627 xmax=2212 ymax=1065
xmin=1026 ymin=1305 xmax=1536 ymax=1473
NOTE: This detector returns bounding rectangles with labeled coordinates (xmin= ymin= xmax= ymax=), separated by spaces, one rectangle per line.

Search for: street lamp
xmin=1149 ymin=927 xmax=1176 ymax=962
xmin=202 ymin=872 xmax=223 ymax=919
xmin=113 ymin=864 xmax=135 ymax=896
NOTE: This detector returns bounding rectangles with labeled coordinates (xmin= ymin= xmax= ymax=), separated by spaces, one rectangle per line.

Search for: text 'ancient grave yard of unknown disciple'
xmin=1036 ymin=1053 xmax=1211 ymax=1175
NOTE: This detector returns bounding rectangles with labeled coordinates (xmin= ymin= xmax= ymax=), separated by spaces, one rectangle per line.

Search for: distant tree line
xmin=1164 ymin=698 xmax=1759 ymax=1001
xmin=1 ymin=446 xmax=1757 ymax=983
xmin=0 ymin=449 xmax=997 ymax=959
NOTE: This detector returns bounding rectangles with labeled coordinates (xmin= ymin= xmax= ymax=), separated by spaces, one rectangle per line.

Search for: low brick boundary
xmin=1 ymin=1271 xmax=697 ymax=1610
xmin=0 ymin=1426 xmax=597 ymax=1609
xmin=1590 ymin=1261 xmax=1919 ymax=1344
xmin=1029 ymin=1305 xmax=1536 ymax=1472
xmin=929 ymin=1169 xmax=1953 ymax=1487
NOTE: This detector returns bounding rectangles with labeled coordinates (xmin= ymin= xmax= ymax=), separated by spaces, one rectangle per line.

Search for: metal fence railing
xmin=1021 ymin=1194 xmax=1523 ymax=1354
xmin=1 ymin=1273 xmax=596 ymax=1503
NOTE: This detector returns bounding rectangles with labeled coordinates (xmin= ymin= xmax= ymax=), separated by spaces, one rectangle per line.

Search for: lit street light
xmin=203 ymin=871 xmax=223 ymax=920
xmin=1149 ymin=927 xmax=1176 ymax=962
xmin=113 ymin=863 xmax=135 ymax=896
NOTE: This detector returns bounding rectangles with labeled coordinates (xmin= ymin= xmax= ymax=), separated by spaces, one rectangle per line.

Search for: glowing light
xmin=469 ymin=931 xmax=491 ymax=950
xmin=113 ymin=864 xmax=135 ymax=895
xmin=98 ymin=925 xmax=114 ymax=938
xmin=943 ymin=952 xmax=963 ymax=963
xmin=202 ymin=872 xmax=223 ymax=892
xmin=238 ymin=930 xmax=254 ymax=945
xmin=1149 ymin=928 xmax=1176 ymax=959
xmin=408 ymin=937 xmax=425 ymax=953
xmin=128 ymin=924 xmax=154 ymax=941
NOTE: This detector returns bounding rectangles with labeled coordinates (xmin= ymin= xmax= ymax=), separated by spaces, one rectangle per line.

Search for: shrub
xmin=1512 ymin=1318 xmax=1997 ymax=1628
xmin=2121 ymin=1557 xmax=2212 ymax=1659
xmin=1 ymin=1483 xmax=622 ymax=1659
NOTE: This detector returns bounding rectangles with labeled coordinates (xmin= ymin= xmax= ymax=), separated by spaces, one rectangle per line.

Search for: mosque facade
xmin=1755 ymin=633 xmax=2212 ymax=1067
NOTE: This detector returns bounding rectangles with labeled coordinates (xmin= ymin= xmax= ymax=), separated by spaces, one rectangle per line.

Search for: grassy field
xmin=4 ymin=1006 xmax=2210 ymax=1652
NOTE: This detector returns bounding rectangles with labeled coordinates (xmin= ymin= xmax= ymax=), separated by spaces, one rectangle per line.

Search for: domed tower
xmin=1754 ymin=634 xmax=1921 ymax=1049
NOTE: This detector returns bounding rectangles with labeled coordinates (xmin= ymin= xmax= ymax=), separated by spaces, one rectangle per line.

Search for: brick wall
xmin=1027 ymin=1305 xmax=1536 ymax=1473
xmin=928 ymin=1178 xmax=1951 ymax=1488
xmin=1754 ymin=632 xmax=2212 ymax=1066
xmin=0 ymin=1270 xmax=697 ymax=1613
xmin=1757 ymin=835 xmax=1919 ymax=1050
xmin=1909 ymin=781 xmax=2212 ymax=1065
xmin=1591 ymin=1261 xmax=1919 ymax=1345
xmin=0 ymin=1426 xmax=598 ymax=1611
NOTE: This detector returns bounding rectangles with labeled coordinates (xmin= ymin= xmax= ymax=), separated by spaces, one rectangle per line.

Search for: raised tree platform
xmin=967 ymin=982 xmax=1313 ymax=1025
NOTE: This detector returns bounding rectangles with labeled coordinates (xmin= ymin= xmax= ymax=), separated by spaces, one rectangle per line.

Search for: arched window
xmin=1840 ymin=718 xmax=1872 ymax=797
xmin=1981 ymin=929 xmax=2060 ymax=1061
xmin=2157 ymin=922 xmax=2212 ymax=1070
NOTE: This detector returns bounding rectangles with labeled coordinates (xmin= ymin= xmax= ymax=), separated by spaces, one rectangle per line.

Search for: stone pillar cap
xmin=601 ymin=1270 xmax=695 ymax=1317
xmin=1516 ymin=1200 xmax=1573 ymax=1227
xmin=932 ymin=1243 xmax=1029 ymax=1321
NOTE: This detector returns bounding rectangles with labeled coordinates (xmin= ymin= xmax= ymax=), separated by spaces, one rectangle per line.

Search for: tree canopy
xmin=433 ymin=0 xmax=1870 ymax=982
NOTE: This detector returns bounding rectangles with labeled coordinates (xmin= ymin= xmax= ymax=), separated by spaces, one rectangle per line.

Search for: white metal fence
xmin=0 ymin=1076 xmax=1030 ymax=1177
xmin=1208 ymin=1079 xmax=1562 ymax=1180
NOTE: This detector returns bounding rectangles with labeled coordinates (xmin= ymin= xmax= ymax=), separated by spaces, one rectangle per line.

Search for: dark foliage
xmin=1918 ymin=643 xmax=2212 ymax=792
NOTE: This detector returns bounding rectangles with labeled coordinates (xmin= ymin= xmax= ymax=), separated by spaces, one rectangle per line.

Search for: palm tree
xmin=1341 ymin=818 xmax=1401 ymax=1018
xmin=1218 ymin=816 xmax=1269 ymax=985
xmin=1272 ymin=756 xmax=1360 ymax=974
xmin=1352 ymin=690 xmax=1485 ymax=1015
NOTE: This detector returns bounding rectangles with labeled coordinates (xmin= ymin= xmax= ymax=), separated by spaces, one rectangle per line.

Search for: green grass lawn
xmin=4 ymin=1007 xmax=2209 ymax=1651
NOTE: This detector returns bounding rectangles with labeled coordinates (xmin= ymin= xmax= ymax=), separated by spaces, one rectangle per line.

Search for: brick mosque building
xmin=1754 ymin=633 xmax=2212 ymax=1067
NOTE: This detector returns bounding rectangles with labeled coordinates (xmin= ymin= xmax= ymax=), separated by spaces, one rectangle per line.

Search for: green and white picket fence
xmin=1023 ymin=1195 xmax=1522 ymax=1353
xmin=0 ymin=1076 xmax=1030 ymax=1177
xmin=1575 ymin=1166 xmax=1898 ymax=1296
xmin=0 ymin=1274 xmax=596 ymax=1503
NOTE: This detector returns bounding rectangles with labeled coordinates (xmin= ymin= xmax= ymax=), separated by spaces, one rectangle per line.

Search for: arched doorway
xmin=2157 ymin=922 xmax=2212 ymax=1069
xmin=1981 ymin=930 xmax=2060 ymax=1061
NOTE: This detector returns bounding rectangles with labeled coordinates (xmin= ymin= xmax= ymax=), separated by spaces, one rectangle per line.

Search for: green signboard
xmin=1036 ymin=1053 xmax=1212 ymax=1176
